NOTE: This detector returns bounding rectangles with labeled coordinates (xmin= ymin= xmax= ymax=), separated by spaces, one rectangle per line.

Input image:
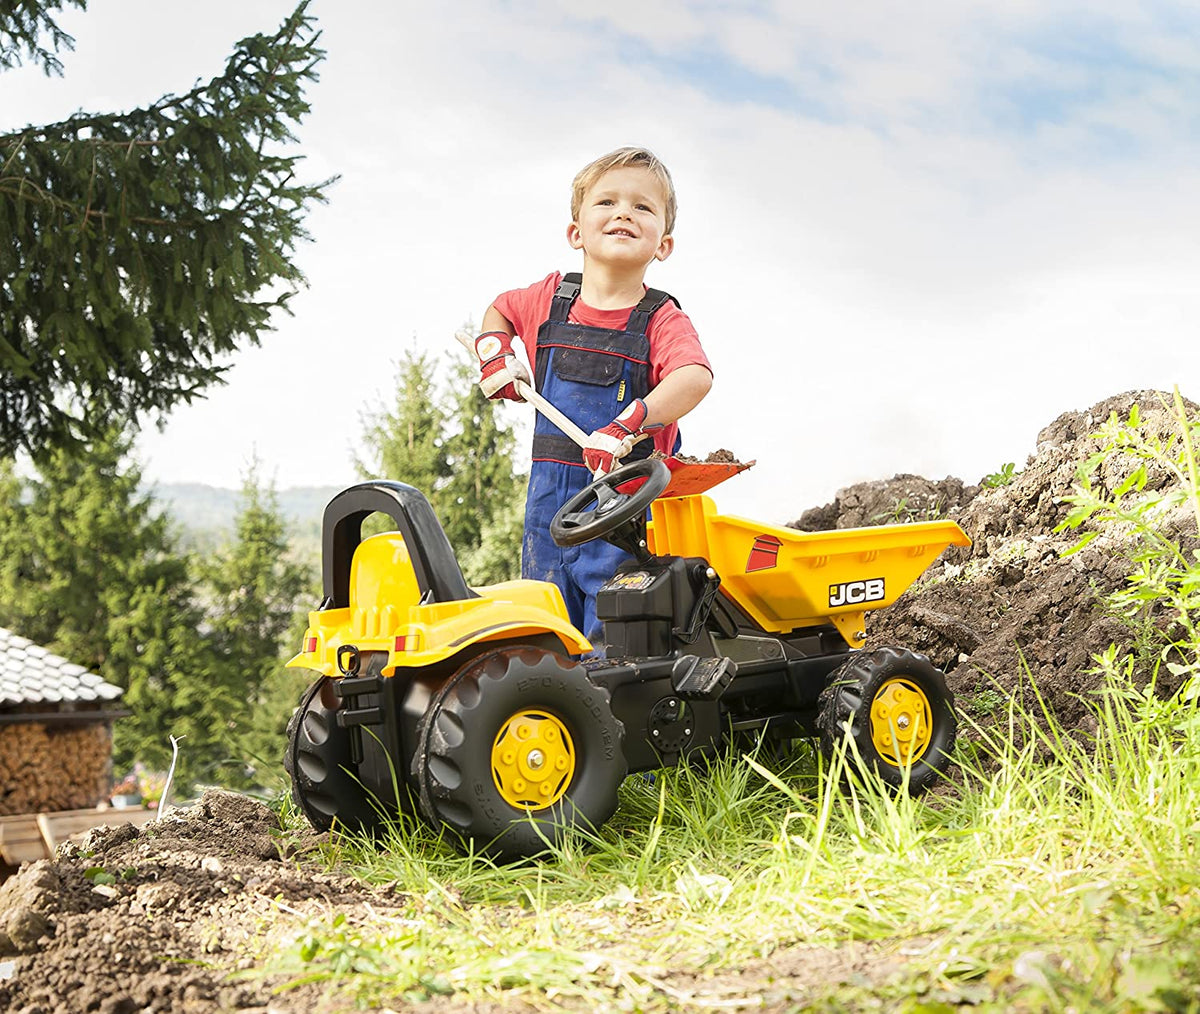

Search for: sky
xmin=3 ymin=1 xmax=1199 ymax=522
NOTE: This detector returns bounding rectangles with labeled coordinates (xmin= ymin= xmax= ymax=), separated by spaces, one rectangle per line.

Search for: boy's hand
xmin=583 ymin=399 xmax=663 ymax=475
xmin=475 ymin=330 xmax=531 ymax=401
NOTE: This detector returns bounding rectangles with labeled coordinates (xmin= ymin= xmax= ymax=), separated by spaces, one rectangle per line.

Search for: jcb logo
xmin=829 ymin=578 xmax=885 ymax=608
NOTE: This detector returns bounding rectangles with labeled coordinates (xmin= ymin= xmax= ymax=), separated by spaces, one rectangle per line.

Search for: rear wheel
xmin=412 ymin=646 xmax=626 ymax=859
xmin=285 ymin=673 xmax=394 ymax=833
xmin=816 ymin=647 xmax=956 ymax=791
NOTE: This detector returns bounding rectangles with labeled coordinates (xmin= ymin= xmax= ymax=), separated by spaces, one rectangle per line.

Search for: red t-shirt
xmin=493 ymin=272 xmax=711 ymax=455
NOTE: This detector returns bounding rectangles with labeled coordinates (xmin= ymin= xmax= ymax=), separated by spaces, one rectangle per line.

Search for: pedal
xmin=671 ymin=655 xmax=737 ymax=700
xmin=336 ymin=705 xmax=383 ymax=728
xmin=332 ymin=674 xmax=382 ymax=698
xmin=334 ymin=673 xmax=384 ymax=729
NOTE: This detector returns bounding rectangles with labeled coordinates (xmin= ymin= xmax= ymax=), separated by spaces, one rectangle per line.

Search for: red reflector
xmin=304 ymin=636 xmax=317 ymax=652
xmin=394 ymin=635 xmax=408 ymax=652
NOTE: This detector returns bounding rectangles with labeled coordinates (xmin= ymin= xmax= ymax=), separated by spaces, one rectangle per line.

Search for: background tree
xmin=0 ymin=1 xmax=86 ymax=76
xmin=458 ymin=497 xmax=527 ymax=586
xmin=358 ymin=346 xmax=526 ymax=582
xmin=440 ymin=359 xmax=523 ymax=561
xmin=358 ymin=349 xmax=449 ymax=497
xmin=0 ymin=434 xmax=321 ymax=788
xmin=0 ymin=428 xmax=220 ymax=781
xmin=443 ymin=354 xmax=527 ymax=586
xmin=0 ymin=1 xmax=331 ymax=457
xmin=196 ymin=463 xmax=312 ymax=786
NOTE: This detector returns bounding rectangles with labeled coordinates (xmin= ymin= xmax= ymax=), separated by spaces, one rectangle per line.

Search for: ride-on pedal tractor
xmin=284 ymin=459 xmax=970 ymax=858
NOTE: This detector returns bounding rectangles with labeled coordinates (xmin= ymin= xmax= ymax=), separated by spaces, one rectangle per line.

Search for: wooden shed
xmin=0 ymin=627 xmax=146 ymax=874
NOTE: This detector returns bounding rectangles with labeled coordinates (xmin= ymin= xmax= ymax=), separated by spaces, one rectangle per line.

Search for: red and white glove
xmin=582 ymin=399 xmax=664 ymax=475
xmin=474 ymin=330 xmax=531 ymax=401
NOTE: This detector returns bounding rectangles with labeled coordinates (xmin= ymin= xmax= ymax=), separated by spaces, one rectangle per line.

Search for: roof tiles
xmin=0 ymin=627 xmax=123 ymax=707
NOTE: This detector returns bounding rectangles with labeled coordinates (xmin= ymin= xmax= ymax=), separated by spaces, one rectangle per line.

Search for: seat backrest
xmin=321 ymin=481 xmax=477 ymax=609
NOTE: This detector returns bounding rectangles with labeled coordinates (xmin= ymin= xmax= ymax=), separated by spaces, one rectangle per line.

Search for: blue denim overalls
xmin=522 ymin=272 xmax=679 ymax=647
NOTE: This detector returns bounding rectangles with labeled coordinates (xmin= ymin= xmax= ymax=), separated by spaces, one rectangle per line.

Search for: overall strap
xmin=547 ymin=272 xmax=582 ymax=323
xmin=625 ymin=287 xmax=679 ymax=337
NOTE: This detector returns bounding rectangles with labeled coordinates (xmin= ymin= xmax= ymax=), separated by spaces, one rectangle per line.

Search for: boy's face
xmin=567 ymin=166 xmax=674 ymax=270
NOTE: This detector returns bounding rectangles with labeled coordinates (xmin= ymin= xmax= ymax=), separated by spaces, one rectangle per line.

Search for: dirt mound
xmin=791 ymin=474 xmax=979 ymax=531
xmin=0 ymin=789 xmax=405 ymax=1013
xmin=807 ymin=390 xmax=1195 ymax=738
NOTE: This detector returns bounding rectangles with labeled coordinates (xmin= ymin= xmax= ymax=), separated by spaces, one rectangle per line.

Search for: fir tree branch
xmin=0 ymin=2 xmax=331 ymax=458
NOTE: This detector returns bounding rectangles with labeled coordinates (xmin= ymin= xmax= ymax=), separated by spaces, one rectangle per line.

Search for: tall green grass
xmin=266 ymin=390 xmax=1200 ymax=1012
xmin=267 ymin=675 xmax=1200 ymax=1012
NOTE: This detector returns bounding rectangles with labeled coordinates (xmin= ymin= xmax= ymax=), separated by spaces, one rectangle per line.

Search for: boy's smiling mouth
xmin=606 ymin=228 xmax=636 ymax=238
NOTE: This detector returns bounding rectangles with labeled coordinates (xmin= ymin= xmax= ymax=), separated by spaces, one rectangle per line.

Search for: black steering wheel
xmin=550 ymin=458 xmax=671 ymax=548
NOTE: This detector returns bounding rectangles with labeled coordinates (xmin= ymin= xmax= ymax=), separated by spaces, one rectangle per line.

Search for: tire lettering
xmin=516 ymin=674 xmax=617 ymax=758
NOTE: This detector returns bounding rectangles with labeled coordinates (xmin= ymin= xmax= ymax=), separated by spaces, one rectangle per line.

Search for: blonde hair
xmin=570 ymin=147 xmax=677 ymax=236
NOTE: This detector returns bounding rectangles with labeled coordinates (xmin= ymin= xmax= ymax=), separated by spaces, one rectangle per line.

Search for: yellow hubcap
xmin=870 ymin=678 xmax=933 ymax=766
xmin=491 ymin=710 xmax=575 ymax=810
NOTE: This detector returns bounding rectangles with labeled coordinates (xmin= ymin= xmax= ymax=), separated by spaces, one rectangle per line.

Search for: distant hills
xmin=145 ymin=483 xmax=340 ymax=549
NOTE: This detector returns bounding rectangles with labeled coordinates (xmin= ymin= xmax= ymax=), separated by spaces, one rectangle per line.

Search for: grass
xmin=263 ymin=682 xmax=1200 ymax=1012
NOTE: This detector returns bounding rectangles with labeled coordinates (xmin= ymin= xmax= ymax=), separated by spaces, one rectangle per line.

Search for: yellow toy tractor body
xmin=285 ymin=464 xmax=968 ymax=858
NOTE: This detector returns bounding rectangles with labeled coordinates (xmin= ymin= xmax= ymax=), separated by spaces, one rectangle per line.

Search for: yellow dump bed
xmin=647 ymin=495 xmax=970 ymax=647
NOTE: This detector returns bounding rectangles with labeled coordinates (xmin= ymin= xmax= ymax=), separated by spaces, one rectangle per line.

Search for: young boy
xmin=473 ymin=147 xmax=712 ymax=648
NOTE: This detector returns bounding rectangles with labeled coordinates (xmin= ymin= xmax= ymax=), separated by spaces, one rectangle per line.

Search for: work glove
xmin=474 ymin=330 xmax=531 ymax=401
xmin=582 ymin=399 xmax=663 ymax=475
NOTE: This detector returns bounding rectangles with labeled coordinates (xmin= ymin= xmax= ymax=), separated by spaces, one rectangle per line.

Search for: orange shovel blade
xmin=660 ymin=458 xmax=755 ymax=497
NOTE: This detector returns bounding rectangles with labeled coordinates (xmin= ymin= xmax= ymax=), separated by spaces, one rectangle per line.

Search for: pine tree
xmin=196 ymin=463 xmax=311 ymax=784
xmin=440 ymin=360 xmax=526 ymax=582
xmin=0 ymin=428 xmax=170 ymax=664
xmin=458 ymin=495 xmax=527 ymax=586
xmin=0 ymin=2 xmax=85 ymax=76
xmin=357 ymin=347 xmax=526 ymax=578
xmin=358 ymin=349 xmax=450 ymax=499
xmin=0 ymin=2 xmax=332 ymax=458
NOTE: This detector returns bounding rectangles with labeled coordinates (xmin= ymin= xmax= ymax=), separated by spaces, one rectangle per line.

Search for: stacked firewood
xmin=0 ymin=723 xmax=113 ymax=815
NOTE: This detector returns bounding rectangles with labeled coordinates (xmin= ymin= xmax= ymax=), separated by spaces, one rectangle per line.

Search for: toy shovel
xmin=454 ymin=332 xmax=752 ymax=497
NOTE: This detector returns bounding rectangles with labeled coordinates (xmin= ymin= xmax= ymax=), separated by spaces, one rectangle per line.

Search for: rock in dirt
xmin=655 ymin=448 xmax=747 ymax=465
xmin=0 ymin=862 xmax=60 ymax=956
xmin=704 ymin=448 xmax=739 ymax=463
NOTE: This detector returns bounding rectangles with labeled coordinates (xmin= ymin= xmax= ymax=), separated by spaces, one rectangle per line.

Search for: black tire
xmin=816 ymin=647 xmax=956 ymax=792
xmin=284 ymin=674 xmax=391 ymax=834
xmin=412 ymin=646 xmax=626 ymax=859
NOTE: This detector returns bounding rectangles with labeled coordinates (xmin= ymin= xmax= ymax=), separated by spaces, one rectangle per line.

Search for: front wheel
xmin=412 ymin=647 xmax=626 ymax=859
xmin=816 ymin=647 xmax=956 ymax=791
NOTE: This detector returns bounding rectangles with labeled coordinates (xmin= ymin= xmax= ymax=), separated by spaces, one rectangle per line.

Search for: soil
xmin=655 ymin=448 xmax=745 ymax=465
xmin=0 ymin=788 xmax=912 ymax=1013
xmin=1 ymin=390 xmax=1193 ymax=1012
